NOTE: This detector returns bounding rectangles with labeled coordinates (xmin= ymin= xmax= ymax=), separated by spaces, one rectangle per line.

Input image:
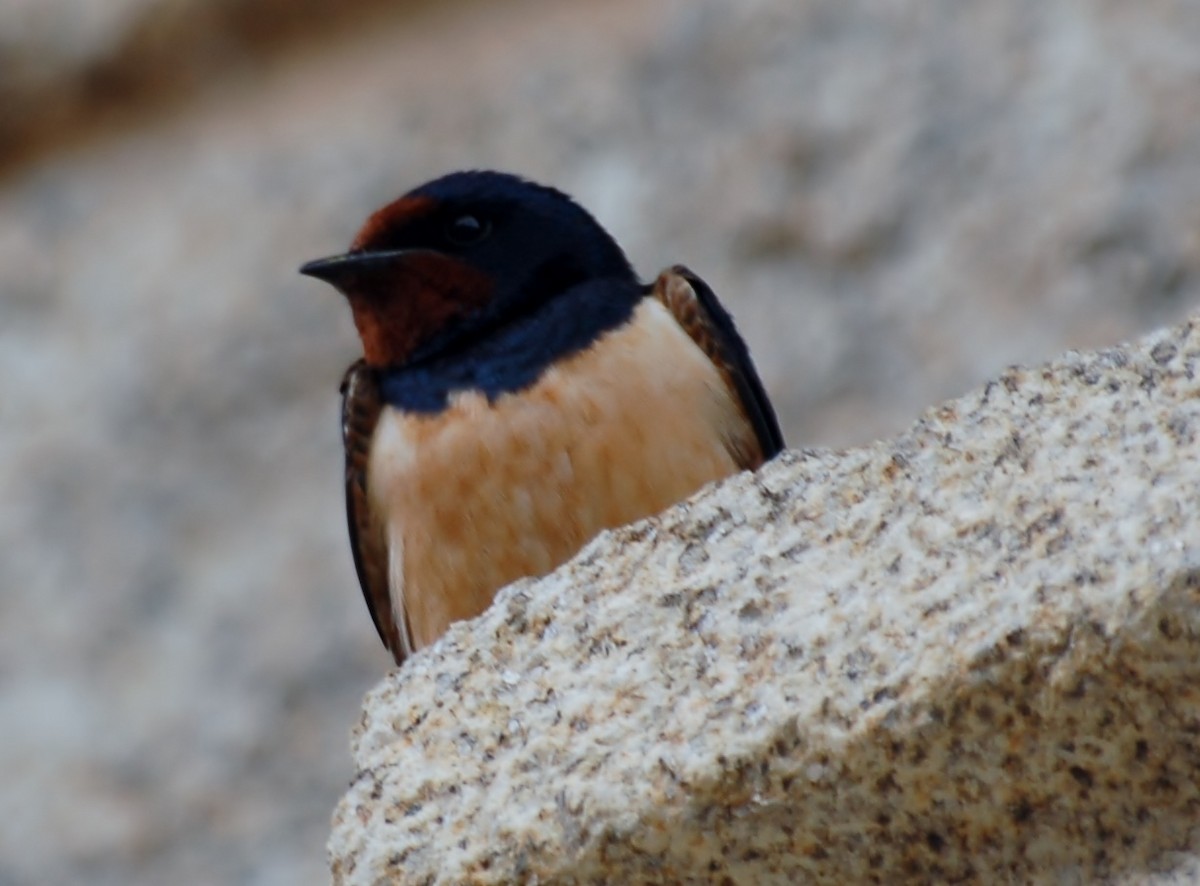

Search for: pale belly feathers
xmin=367 ymin=297 xmax=746 ymax=649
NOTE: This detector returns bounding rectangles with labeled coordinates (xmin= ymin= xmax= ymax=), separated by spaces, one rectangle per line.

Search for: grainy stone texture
xmin=5 ymin=0 xmax=1200 ymax=883
xmin=330 ymin=314 xmax=1200 ymax=884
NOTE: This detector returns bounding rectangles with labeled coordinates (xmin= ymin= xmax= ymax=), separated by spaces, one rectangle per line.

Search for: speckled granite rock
xmin=330 ymin=314 xmax=1200 ymax=884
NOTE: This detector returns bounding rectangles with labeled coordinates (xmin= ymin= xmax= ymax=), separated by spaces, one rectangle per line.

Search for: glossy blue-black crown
xmin=378 ymin=170 xmax=645 ymax=410
xmin=406 ymin=169 xmax=637 ymax=288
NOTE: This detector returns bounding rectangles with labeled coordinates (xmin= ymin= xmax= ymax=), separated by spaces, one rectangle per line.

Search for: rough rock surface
xmin=330 ymin=314 xmax=1200 ymax=884
xmin=4 ymin=0 xmax=1200 ymax=883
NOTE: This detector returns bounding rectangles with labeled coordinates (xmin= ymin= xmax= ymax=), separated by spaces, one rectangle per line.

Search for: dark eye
xmin=444 ymin=214 xmax=491 ymax=246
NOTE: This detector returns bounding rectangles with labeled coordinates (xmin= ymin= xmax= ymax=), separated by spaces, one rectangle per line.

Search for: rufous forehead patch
xmin=351 ymin=195 xmax=436 ymax=253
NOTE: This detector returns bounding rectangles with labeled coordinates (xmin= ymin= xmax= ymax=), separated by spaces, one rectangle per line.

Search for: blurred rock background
xmin=1 ymin=0 xmax=1197 ymax=883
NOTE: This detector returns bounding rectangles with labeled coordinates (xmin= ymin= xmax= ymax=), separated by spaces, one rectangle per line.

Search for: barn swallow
xmin=301 ymin=170 xmax=783 ymax=665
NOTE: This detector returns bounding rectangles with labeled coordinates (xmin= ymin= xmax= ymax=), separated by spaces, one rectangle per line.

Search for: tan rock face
xmin=330 ymin=314 xmax=1200 ymax=884
xmin=0 ymin=0 xmax=393 ymax=168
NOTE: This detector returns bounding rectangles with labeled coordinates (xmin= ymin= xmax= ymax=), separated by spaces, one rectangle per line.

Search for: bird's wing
xmin=341 ymin=360 xmax=409 ymax=664
xmin=651 ymin=265 xmax=785 ymax=468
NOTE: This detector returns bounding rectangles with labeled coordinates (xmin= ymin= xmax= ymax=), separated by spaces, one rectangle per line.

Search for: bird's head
xmin=300 ymin=170 xmax=637 ymax=367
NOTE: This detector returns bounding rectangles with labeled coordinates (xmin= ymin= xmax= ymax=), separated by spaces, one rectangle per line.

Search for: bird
xmin=300 ymin=170 xmax=784 ymax=665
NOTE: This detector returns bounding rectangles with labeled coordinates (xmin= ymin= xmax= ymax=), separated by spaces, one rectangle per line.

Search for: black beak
xmin=299 ymin=249 xmax=421 ymax=288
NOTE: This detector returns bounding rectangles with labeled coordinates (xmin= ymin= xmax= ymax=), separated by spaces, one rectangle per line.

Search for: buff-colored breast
xmin=367 ymin=298 xmax=748 ymax=650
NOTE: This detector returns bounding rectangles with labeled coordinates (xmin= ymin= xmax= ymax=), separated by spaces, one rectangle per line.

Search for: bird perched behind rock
xmin=301 ymin=170 xmax=783 ymax=665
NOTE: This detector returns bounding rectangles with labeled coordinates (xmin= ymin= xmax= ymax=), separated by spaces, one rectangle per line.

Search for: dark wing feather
xmin=340 ymin=360 xmax=409 ymax=663
xmin=651 ymin=265 xmax=784 ymax=467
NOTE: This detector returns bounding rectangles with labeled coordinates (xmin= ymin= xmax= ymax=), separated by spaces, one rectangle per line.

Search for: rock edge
xmin=330 ymin=313 xmax=1200 ymax=884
